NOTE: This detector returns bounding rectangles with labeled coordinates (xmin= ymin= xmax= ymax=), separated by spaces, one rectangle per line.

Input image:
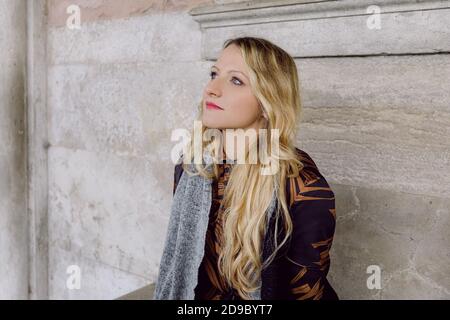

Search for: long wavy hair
xmin=180 ymin=36 xmax=305 ymax=299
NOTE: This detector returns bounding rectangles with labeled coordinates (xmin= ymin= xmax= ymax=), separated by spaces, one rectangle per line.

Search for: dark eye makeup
xmin=209 ymin=71 xmax=243 ymax=86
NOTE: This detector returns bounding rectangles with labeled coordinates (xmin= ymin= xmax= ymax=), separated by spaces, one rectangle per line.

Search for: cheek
xmin=228 ymin=94 xmax=260 ymax=119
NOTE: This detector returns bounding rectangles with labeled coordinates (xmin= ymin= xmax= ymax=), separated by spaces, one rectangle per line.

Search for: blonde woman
xmin=154 ymin=37 xmax=338 ymax=300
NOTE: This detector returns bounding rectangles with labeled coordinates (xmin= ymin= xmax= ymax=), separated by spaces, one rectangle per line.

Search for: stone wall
xmin=2 ymin=0 xmax=448 ymax=299
xmin=46 ymin=0 xmax=450 ymax=299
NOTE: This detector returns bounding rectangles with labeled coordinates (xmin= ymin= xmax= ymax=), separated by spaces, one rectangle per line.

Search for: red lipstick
xmin=206 ymin=101 xmax=223 ymax=110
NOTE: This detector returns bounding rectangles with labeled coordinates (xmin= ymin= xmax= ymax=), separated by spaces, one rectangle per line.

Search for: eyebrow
xmin=211 ymin=65 xmax=249 ymax=80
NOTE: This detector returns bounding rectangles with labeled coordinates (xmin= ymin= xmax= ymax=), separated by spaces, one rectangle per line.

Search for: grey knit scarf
xmin=153 ymin=155 xmax=277 ymax=300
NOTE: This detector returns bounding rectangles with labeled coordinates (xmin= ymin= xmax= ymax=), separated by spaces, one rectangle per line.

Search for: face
xmin=202 ymin=44 xmax=265 ymax=132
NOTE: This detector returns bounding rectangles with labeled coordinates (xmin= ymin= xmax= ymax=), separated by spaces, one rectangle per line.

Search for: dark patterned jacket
xmin=172 ymin=147 xmax=338 ymax=300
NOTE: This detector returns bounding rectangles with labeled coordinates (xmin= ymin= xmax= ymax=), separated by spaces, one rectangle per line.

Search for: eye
xmin=209 ymin=71 xmax=243 ymax=86
xmin=231 ymin=77 xmax=243 ymax=86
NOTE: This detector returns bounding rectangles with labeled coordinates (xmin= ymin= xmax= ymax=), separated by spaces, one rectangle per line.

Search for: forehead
xmin=215 ymin=44 xmax=247 ymax=72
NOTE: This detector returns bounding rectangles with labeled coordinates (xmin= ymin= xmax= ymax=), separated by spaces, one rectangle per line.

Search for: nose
xmin=205 ymin=78 xmax=222 ymax=97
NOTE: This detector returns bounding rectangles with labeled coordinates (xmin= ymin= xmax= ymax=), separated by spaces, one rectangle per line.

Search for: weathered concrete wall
xmin=296 ymin=54 xmax=450 ymax=298
xmin=44 ymin=0 xmax=450 ymax=299
xmin=46 ymin=0 xmax=225 ymax=299
xmin=0 ymin=0 xmax=28 ymax=299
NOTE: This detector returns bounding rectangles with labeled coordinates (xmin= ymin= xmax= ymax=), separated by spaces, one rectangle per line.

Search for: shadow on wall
xmin=116 ymin=283 xmax=155 ymax=300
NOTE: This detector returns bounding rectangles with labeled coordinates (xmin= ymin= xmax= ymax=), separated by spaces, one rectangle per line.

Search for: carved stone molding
xmin=189 ymin=0 xmax=450 ymax=59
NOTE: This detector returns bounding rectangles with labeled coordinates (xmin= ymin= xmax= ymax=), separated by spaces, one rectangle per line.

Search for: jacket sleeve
xmin=284 ymin=172 xmax=337 ymax=300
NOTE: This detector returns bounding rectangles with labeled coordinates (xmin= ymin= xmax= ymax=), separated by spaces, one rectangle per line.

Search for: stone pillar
xmin=0 ymin=0 xmax=28 ymax=299
xmin=26 ymin=0 xmax=49 ymax=299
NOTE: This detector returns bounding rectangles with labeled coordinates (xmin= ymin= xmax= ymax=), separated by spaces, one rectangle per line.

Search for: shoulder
xmin=286 ymin=147 xmax=335 ymax=215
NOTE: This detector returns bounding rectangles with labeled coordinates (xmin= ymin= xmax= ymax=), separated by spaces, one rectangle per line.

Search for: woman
xmin=154 ymin=37 xmax=338 ymax=300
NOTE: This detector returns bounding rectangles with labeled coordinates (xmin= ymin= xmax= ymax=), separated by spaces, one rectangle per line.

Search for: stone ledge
xmin=189 ymin=0 xmax=450 ymax=27
xmin=116 ymin=283 xmax=155 ymax=300
xmin=189 ymin=0 xmax=450 ymax=59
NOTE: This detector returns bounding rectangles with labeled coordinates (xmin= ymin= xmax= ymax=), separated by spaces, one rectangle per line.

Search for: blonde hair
xmin=181 ymin=37 xmax=305 ymax=299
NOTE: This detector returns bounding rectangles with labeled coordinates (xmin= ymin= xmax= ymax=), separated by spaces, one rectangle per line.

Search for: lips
xmin=206 ymin=101 xmax=223 ymax=110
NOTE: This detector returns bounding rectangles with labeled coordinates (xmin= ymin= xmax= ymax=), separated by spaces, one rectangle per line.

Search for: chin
xmin=201 ymin=118 xmax=225 ymax=130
